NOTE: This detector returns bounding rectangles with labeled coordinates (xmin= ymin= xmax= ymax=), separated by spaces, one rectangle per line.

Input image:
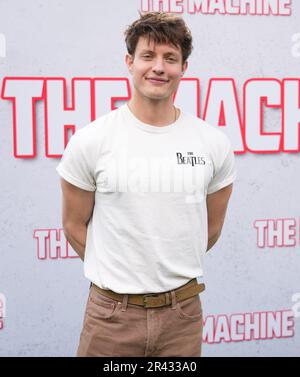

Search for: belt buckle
xmin=143 ymin=293 xmax=163 ymax=308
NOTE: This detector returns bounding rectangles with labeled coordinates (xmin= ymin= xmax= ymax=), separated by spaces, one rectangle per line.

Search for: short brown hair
xmin=124 ymin=11 xmax=193 ymax=65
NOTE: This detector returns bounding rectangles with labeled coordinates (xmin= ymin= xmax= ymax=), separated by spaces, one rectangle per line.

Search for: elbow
xmin=62 ymin=223 xmax=71 ymax=238
xmin=62 ymin=221 xmax=85 ymax=237
xmin=208 ymin=225 xmax=222 ymax=239
xmin=215 ymin=228 xmax=222 ymax=239
xmin=212 ymin=230 xmax=222 ymax=243
xmin=62 ymin=218 xmax=72 ymax=235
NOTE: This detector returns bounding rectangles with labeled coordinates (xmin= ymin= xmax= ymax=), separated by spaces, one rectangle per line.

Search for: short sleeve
xmin=56 ymin=131 xmax=96 ymax=191
xmin=207 ymin=136 xmax=237 ymax=195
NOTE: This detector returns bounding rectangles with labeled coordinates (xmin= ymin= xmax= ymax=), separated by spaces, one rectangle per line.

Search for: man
xmin=56 ymin=11 xmax=237 ymax=357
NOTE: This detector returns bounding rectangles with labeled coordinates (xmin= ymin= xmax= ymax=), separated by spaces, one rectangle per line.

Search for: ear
xmin=181 ymin=60 xmax=188 ymax=76
xmin=125 ymin=54 xmax=134 ymax=73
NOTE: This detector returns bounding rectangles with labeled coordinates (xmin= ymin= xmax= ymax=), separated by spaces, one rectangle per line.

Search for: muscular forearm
xmin=63 ymin=223 xmax=87 ymax=261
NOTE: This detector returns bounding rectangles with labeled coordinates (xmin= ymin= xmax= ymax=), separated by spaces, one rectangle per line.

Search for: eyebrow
xmin=140 ymin=49 xmax=179 ymax=57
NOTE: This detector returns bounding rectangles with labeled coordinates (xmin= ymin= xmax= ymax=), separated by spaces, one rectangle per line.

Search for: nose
xmin=152 ymin=57 xmax=165 ymax=75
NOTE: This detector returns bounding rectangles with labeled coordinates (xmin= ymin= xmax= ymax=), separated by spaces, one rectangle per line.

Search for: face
xmin=125 ymin=36 xmax=188 ymax=101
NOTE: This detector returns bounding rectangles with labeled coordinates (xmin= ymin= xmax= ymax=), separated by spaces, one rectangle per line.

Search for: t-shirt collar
xmin=122 ymin=103 xmax=184 ymax=133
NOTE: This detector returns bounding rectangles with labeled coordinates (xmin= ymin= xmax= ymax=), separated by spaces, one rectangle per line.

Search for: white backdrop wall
xmin=0 ymin=0 xmax=299 ymax=356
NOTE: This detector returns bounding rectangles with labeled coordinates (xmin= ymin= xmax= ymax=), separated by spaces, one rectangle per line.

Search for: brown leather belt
xmin=91 ymin=278 xmax=205 ymax=308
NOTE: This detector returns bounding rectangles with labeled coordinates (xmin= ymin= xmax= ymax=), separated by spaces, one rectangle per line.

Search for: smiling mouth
xmin=146 ymin=78 xmax=169 ymax=84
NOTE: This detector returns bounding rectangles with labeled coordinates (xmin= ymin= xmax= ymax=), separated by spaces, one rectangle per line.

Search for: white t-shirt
xmin=56 ymin=104 xmax=237 ymax=293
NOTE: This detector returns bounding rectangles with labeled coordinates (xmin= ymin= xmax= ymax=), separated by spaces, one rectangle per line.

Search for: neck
xmin=127 ymin=97 xmax=178 ymax=127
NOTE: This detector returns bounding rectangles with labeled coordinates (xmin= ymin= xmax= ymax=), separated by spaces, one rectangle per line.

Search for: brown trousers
xmin=76 ymin=282 xmax=203 ymax=357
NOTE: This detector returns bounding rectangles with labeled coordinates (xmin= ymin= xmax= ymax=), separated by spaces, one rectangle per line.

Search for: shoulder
xmin=78 ymin=106 xmax=121 ymax=136
xmin=72 ymin=106 xmax=123 ymax=147
xmin=183 ymin=112 xmax=231 ymax=151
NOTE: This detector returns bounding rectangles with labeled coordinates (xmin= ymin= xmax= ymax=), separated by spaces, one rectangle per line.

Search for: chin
xmin=144 ymin=90 xmax=171 ymax=100
xmin=145 ymin=94 xmax=169 ymax=100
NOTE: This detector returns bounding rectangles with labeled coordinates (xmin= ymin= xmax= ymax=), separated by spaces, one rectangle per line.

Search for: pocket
xmin=86 ymin=286 xmax=121 ymax=320
xmin=175 ymin=294 xmax=203 ymax=322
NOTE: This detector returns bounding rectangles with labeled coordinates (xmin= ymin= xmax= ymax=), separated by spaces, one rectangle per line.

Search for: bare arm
xmin=60 ymin=178 xmax=95 ymax=261
xmin=206 ymin=183 xmax=233 ymax=252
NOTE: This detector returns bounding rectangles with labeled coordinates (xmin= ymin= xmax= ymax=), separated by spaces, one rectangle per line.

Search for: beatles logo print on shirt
xmin=176 ymin=152 xmax=206 ymax=167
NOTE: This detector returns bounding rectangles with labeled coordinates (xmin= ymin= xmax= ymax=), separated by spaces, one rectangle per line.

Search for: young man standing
xmin=56 ymin=12 xmax=237 ymax=357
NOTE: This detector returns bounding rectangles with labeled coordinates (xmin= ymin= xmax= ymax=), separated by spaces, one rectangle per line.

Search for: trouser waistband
xmin=91 ymin=279 xmax=205 ymax=308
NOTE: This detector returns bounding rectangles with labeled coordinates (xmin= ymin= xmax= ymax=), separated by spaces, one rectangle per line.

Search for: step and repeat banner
xmin=0 ymin=0 xmax=299 ymax=357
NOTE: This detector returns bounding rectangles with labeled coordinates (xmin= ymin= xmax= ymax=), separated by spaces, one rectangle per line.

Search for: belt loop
xmin=165 ymin=292 xmax=170 ymax=306
xmin=170 ymin=290 xmax=177 ymax=310
xmin=121 ymin=294 xmax=128 ymax=311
